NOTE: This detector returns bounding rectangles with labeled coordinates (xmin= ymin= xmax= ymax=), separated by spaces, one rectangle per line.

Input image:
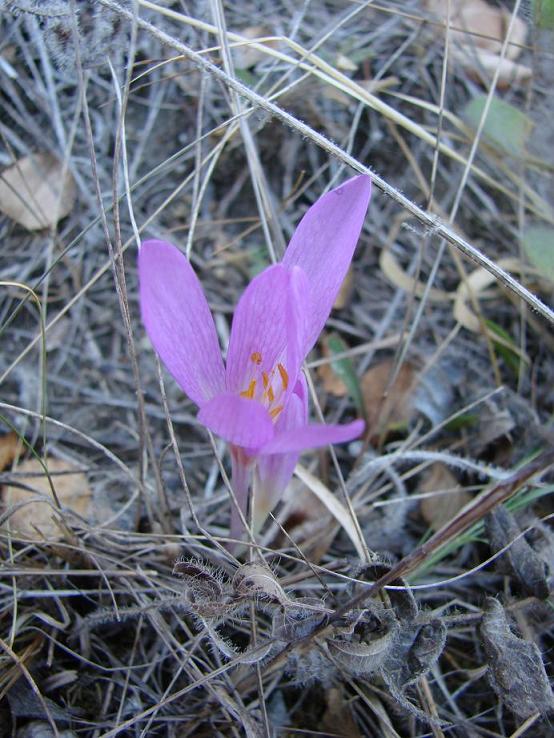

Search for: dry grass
xmin=0 ymin=1 xmax=553 ymax=736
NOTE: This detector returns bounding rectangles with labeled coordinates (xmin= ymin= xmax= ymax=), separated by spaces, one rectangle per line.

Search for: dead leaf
xmin=466 ymin=50 xmax=532 ymax=88
xmin=0 ymin=153 xmax=76 ymax=231
xmin=420 ymin=464 xmax=471 ymax=532
xmin=318 ymin=362 xmax=348 ymax=397
xmin=361 ymin=359 xmax=417 ymax=436
xmin=317 ymin=335 xmax=348 ymax=398
xmin=319 ymin=333 xmax=364 ymax=415
xmin=316 ymin=333 xmax=364 ymax=411
xmin=426 ymin=0 xmax=531 ymax=89
xmin=380 ymin=249 xmax=450 ymax=302
xmin=454 ymin=257 xmax=535 ymax=336
xmin=0 ymin=432 xmax=23 ymax=472
xmin=1 ymin=457 xmax=91 ymax=540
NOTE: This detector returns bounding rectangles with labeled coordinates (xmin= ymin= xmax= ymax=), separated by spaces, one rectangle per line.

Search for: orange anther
xmin=267 ymin=385 xmax=275 ymax=403
xmin=269 ymin=405 xmax=284 ymax=420
xmin=250 ymin=351 xmax=262 ymax=365
xmin=262 ymin=371 xmax=270 ymax=389
xmin=277 ymin=363 xmax=289 ymax=391
xmin=239 ymin=379 xmax=256 ymax=399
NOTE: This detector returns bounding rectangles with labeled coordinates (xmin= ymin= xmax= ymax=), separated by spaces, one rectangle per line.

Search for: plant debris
xmin=480 ymin=598 xmax=554 ymax=719
xmin=485 ymin=504 xmax=549 ymax=599
xmin=0 ymin=153 xmax=76 ymax=231
xmin=2 ymin=457 xmax=92 ymax=540
xmin=0 ymin=0 xmax=552 ymax=735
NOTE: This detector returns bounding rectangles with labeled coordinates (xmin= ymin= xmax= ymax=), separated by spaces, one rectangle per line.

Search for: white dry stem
xmin=96 ymin=0 xmax=554 ymax=327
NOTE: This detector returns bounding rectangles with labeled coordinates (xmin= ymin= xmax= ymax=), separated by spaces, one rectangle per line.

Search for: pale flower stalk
xmin=139 ymin=174 xmax=372 ymax=538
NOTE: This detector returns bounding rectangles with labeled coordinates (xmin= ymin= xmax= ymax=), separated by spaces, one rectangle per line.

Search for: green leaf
xmin=444 ymin=413 xmax=479 ymax=432
xmin=327 ymin=334 xmax=364 ymax=414
xmin=484 ymin=319 xmax=523 ymax=375
xmin=462 ymin=94 xmax=533 ymax=157
xmin=248 ymin=247 xmax=270 ymax=278
xmin=235 ymin=68 xmax=258 ymax=86
xmin=522 ymin=225 xmax=554 ymax=283
xmin=535 ymin=0 xmax=554 ymax=28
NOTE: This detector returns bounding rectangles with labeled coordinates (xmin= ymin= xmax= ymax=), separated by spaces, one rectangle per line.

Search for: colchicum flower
xmin=139 ymin=174 xmax=372 ymax=538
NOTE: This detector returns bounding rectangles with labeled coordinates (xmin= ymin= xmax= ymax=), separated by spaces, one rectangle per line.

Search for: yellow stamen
xmin=277 ymin=363 xmax=289 ymax=391
xmin=262 ymin=371 xmax=269 ymax=389
xmin=240 ymin=379 xmax=256 ymax=399
xmin=250 ymin=351 xmax=262 ymax=365
xmin=269 ymin=405 xmax=284 ymax=420
xmin=267 ymin=385 xmax=275 ymax=403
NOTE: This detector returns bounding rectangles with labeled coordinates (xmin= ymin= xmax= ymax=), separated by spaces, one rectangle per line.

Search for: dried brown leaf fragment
xmin=0 ymin=431 xmax=23 ymax=472
xmin=420 ymin=463 xmax=472 ymax=532
xmin=361 ymin=359 xmax=417 ymax=438
xmin=425 ymin=0 xmax=531 ymax=88
xmin=1 ymin=457 xmax=91 ymax=540
xmin=0 ymin=153 xmax=76 ymax=230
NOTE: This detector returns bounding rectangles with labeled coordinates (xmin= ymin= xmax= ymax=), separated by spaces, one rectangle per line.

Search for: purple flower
xmin=139 ymin=174 xmax=372 ymax=537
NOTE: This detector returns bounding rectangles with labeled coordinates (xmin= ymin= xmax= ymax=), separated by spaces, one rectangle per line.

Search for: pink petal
xmin=229 ymin=446 xmax=253 ymax=543
xmin=259 ymin=419 xmax=365 ymax=455
xmin=254 ymin=381 xmax=308 ymax=529
xmin=291 ymin=372 xmax=309 ymax=413
xmin=225 ymin=264 xmax=310 ymax=403
xmin=139 ymin=240 xmax=225 ymax=406
xmin=282 ymin=175 xmax=371 ymax=353
xmin=197 ymin=392 xmax=275 ymax=448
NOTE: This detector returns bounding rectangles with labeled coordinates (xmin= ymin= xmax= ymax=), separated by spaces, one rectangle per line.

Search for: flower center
xmin=239 ymin=351 xmax=288 ymax=422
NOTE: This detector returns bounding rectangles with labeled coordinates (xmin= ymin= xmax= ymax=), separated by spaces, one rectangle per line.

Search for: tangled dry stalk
xmin=0 ymin=1 xmax=553 ymax=736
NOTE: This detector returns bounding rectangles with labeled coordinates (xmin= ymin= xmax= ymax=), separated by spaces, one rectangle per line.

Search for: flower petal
xmin=198 ymin=392 xmax=274 ymax=448
xmin=259 ymin=419 xmax=365 ymax=455
xmin=225 ymin=263 xmax=310 ymax=402
xmin=139 ymin=240 xmax=225 ymax=405
xmin=253 ymin=379 xmax=308 ymax=531
xmin=289 ymin=373 xmax=309 ymax=423
xmin=282 ymin=174 xmax=371 ymax=353
xmin=229 ymin=446 xmax=253 ymax=544
xmin=282 ymin=268 xmax=312 ymax=406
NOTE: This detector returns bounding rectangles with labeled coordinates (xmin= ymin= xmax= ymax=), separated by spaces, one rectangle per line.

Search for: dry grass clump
xmin=0 ymin=1 xmax=553 ymax=736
